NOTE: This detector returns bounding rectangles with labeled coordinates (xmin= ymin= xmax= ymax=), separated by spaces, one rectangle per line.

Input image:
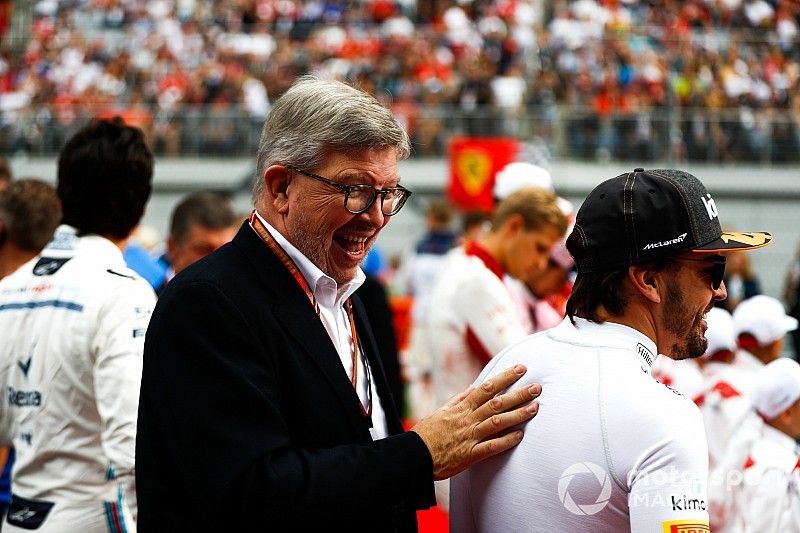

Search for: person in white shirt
xmin=426 ymin=186 xmax=567 ymax=509
xmin=450 ymin=168 xmax=773 ymax=533
xmin=0 ymin=118 xmax=157 ymax=532
xmin=426 ymin=187 xmax=567 ymax=409
xmin=492 ymin=161 xmax=575 ymax=335
xmin=720 ymin=358 xmax=800 ymax=533
xmin=695 ymin=308 xmax=756 ymax=531
xmin=732 ymin=294 xmax=798 ymax=376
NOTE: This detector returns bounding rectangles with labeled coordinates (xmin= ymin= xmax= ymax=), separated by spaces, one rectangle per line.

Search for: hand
xmin=410 ymin=364 xmax=540 ymax=480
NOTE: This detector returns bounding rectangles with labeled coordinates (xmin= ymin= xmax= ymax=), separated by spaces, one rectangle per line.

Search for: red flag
xmin=447 ymin=137 xmax=519 ymax=212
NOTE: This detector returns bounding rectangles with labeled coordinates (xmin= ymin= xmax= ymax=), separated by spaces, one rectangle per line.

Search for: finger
xmin=469 ymin=430 xmax=525 ymax=464
xmin=473 ymin=382 xmax=541 ymax=421
xmin=443 ymin=385 xmax=473 ymax=409
xmin=474 ymin=401 xmax=539 ymax=441
xmin=465 ymin=364 xmax=527 ymax=410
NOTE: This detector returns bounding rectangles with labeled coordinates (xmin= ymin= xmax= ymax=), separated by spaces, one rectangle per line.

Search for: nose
xmin=358 ymin=194 xmax=386 ymax=226
xmin=535 ymin=253 xmax=548 ymax=274
xmin=713 ymin=279 xmax=728 ymax=302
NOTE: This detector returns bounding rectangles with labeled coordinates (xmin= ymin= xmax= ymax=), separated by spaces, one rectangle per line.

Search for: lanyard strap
xmin=346 ymin=299 xmax=372 ymax=419
xmin=249 ymin=211 xmax=319 ymax=315
xmin=248 ymin=211 xmax=372 ymax=419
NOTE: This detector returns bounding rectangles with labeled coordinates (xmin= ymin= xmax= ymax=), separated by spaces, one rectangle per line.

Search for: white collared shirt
xmin=256 ymin=212 xmax=388 ymax=439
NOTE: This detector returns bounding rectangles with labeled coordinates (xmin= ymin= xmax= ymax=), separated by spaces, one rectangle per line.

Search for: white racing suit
xmin=450 ymin=318 xmax=711 ymax=532
xmin=0 ymin=226 xmax=155 ymax=532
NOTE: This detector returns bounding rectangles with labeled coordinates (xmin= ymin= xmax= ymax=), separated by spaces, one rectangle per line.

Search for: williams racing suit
xmin=0 ymin=226 xmax=155 ymax=532
xmin=450 ymin=317 xmax=710 ymax=532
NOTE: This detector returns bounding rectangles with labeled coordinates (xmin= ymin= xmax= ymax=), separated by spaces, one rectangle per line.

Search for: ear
xmin=263 ymin=165 xmax=291 ymax=215
xmin=166 ymin=234 xmax=178 ymax=259
xmin=628 ymin=265 xmax=662 ymax=304
xmin=501 ymin=213 xmax=525 ymax=236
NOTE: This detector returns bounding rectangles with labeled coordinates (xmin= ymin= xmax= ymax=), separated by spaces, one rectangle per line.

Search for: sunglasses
xmin=673 ymin=255 xmax=726 ymax=290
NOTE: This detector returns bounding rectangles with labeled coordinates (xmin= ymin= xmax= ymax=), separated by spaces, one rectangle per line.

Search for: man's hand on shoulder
xmin=410 ymin=365 xmax=541 ymax=480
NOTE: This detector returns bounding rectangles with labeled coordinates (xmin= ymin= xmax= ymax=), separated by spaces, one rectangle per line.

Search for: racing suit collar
xmin=465 ymin=241 xmax=505 ymax=280
xmin=567 ymin=317 xmax=659 ymax=373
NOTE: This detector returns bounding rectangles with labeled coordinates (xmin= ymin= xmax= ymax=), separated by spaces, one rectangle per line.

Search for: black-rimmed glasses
xmin=674 ymin=255 xmax=726 ymax=290
xmin=286 ymin=165 xmax=412 ymax=216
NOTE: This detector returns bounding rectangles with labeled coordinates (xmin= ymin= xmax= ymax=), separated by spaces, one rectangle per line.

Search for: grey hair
xmin=252 ymin=75 xmax=411 ymax=206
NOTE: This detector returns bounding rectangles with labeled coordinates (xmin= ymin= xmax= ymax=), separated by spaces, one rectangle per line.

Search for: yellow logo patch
xmin=662 ymin=519 xmax=710 ymax=533
xmin=455 ymin=149 xmax=492 ymax=196
xmin=720 ymin=232 xmax=772 ymax=247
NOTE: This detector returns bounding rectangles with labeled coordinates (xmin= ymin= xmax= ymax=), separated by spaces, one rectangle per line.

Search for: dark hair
xmin=0 ymin=179 xmax=61 ymax=252
xmin=57 ymin=117 xmax=153 ymax=239
xmin=462 ymin=211 xmax=490 ymax=233
xmin=170 ymin=191 xmax=238 ymax=243
xmin=566 ymin=258 xmax=674 ymax=323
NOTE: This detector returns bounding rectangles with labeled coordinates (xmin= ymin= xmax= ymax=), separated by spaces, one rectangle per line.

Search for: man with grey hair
xmin=137 ymin=75 xmax=541 ymax=531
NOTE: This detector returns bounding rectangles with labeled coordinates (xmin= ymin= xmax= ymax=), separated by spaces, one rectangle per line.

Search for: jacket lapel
xmin=351 ymin=295 xmax=404 ymax=435
xmin=232 ymin=223 xmax=373 ymax=439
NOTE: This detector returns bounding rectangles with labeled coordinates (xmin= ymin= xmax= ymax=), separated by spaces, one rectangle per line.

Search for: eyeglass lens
xmin=347 ymin=187 xmax=407 ymax=216
xmin=711 ymin=261 xmax=725 ymax=290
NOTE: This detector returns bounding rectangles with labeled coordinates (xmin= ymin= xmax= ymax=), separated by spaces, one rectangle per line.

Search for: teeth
xmin=341 ymin=235 xmax=368 ymax=244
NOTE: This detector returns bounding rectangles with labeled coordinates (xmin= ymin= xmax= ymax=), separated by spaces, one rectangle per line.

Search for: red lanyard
xmin=248 ymin=211 xmax=372 ymax=419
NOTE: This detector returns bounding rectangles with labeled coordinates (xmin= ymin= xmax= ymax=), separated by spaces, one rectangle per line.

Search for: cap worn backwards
xmin=566 ymin=168 xmax=773 ymax=273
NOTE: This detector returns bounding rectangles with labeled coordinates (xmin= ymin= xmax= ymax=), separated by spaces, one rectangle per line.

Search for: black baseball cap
xmin=566 ymin=168 xmax=772 ymax=274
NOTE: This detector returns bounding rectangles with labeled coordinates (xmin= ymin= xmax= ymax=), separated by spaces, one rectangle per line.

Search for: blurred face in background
xmin=168 ymin=222 xmax=238 ymax=274
xmin=503 ymin=222 xmax=562 ymax=283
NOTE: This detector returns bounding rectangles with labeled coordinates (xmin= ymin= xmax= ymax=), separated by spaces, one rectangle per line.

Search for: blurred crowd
xmin=3 ymin=0 xmax=800 ymax=162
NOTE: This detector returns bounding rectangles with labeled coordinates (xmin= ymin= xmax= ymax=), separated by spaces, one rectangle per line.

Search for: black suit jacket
xmin=136 ymin=223 xmax=435 ymax=532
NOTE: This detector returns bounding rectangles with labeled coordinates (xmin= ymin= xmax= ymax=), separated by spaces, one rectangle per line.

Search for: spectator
xmin=6 ymin=1 xmax=800 ymax=162
xmin=135 ymin=75 xmax=541 ymax=531
xmin=155 ymin=190 xmax=239 ymax=294
xmin=0 ymin=118 xmax=156 ymax=532
xmin=450 ymin=168 xmax=772 ymax=532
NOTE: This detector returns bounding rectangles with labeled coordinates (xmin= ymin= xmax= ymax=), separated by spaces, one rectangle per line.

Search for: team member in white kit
xmin=450 ymin=168 xmax=772 ymax=532
xmin=0 ymin=118 xmax=156 ymax=532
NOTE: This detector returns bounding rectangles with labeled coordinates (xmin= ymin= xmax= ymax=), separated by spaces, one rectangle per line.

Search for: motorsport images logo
xmin=558 ymin=462 xmax=612 ymax=515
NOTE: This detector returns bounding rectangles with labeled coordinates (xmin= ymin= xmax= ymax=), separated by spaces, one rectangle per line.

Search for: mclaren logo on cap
xmin=644 ymin=233 xmax=687 ymax=251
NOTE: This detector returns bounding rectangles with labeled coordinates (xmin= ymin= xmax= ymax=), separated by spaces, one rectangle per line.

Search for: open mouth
xmin=334 ymin=233 xmax=369 ymax=257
